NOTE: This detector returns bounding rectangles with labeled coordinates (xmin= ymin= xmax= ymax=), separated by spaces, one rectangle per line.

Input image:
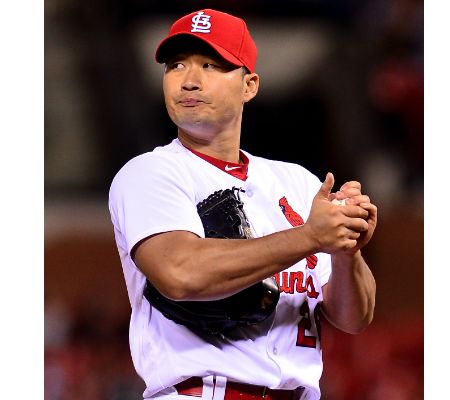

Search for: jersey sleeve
xmin=109 ymin=153 xmax=205 ymax=256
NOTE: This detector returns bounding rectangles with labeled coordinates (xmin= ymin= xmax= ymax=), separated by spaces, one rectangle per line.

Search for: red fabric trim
xmin=187 ymin=146 xmax=249 ymax=181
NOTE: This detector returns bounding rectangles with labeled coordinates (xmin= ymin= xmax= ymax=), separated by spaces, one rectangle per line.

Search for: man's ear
xmin=243 ymin=73 xmax=259 ymax=103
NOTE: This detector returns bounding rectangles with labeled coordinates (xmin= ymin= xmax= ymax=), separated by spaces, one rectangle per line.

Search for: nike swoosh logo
xmin=224 ymin=165 xmax=241 ymax=171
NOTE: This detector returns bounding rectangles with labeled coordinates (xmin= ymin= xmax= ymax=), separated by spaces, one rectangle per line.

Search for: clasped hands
xmin=306 ymin=172 xmax=378 ymax=255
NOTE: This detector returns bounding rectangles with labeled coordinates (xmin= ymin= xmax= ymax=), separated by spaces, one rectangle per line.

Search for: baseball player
xmin=108 ymin=9 xmax=377 ymax=400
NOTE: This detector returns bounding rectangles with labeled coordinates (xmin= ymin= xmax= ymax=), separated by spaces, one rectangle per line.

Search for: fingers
xmin=331 ymin=195 xmax=370 ymax=207
xmin=336 ymin=180 xmax=364 ymax=202
xmin=344 ymin=195 xmax=370 ymax=206
xmin=360 ymin=202 xmax=378 ymax=226
xmin=340 ymin=239 xmax=358 ymax=252
xmin=345 ymin=217 xmax=369 ymax=233
xmin=336 ymin=188 xmax=363 ymax=199
xmin=360 ymin=202 xmax=377 ymax=214
xmin=341 ymin=204 xmax=369 ymax=220
xmin=340 ymin=181 xmax=361 ymax=192
xmin=346 ymin=229 xmax=362 ymax=241
xmin=317 ymin=172 xmax=335 ymax=200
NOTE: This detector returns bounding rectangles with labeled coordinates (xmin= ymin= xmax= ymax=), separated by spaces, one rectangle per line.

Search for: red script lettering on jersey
xmin=273 ymin=271 xmax=319 ymax=299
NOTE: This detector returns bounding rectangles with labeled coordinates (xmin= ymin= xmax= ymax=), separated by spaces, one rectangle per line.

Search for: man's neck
xmin=177 ymin=130 xmax=241 ymax=163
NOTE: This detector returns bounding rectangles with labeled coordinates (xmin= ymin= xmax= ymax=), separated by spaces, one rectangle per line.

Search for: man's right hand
xmin=303 ymin=173 xmax=369 ymax=254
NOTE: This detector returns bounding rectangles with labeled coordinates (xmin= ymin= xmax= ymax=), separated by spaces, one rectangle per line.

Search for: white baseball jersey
xmin=108 ymin=138 xmax=332 ymax=400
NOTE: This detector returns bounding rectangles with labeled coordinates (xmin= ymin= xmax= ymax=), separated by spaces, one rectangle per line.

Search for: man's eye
xmin=203 ymin=63 xmax=216 ymax=69
xmin=168 ymin=62 xmax=184 ymax=70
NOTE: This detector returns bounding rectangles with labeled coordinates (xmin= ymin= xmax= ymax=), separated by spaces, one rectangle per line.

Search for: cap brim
xmin=155 ymin=33 xmax=244 ymax=69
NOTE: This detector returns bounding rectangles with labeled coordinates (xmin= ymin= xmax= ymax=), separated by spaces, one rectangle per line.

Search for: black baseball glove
xmin=143 ymin=187 xmax=280 ymax=336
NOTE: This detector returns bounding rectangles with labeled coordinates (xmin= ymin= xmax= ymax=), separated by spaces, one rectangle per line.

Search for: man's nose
xmin=182 ymin=67 xmax=202 ymax=91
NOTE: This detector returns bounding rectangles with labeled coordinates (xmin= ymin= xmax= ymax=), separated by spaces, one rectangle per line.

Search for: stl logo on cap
xmin=191 ymin=11 xmax=212 ymax=33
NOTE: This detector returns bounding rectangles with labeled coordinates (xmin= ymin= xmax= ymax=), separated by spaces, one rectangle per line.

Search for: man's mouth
xmin=178 ymin=97 xmax=205 ymax=107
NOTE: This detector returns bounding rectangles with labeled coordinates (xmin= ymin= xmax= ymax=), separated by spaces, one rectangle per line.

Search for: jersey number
xmin=296 ymin=301 xmax=322 ymax=348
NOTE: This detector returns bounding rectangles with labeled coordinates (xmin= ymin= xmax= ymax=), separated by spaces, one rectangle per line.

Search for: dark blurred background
xmin=44 ymin=0 xmax=424 ymax=399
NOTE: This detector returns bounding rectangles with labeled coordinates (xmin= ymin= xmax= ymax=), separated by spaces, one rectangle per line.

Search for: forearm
xmin=322 ymin=251 xmax=376 ymax=334
xmin=134 ymin=173 xmax=374 ymax=303
xmin=135 ymin=225 xmax=318 ymax=301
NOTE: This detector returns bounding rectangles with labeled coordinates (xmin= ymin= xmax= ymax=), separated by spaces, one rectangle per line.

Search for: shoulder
xmin=108 ymin=139 xmax=200 ymax=221
xmin=110 ymin=139 xmax=191 ymax=191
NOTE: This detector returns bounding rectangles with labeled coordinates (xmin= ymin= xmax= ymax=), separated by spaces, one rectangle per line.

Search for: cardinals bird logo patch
xmin=279 ymin=196 xmax=318 ymax=269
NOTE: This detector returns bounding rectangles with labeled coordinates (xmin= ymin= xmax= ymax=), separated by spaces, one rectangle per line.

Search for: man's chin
xmin=177 ymin=123 xmax=220 ymax=142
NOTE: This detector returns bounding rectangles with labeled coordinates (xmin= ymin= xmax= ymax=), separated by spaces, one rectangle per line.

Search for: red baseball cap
xmin=155 ymin=9 xmax=257 ymax=73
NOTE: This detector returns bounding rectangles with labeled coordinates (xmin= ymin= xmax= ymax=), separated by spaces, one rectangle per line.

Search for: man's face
xmin=162 ymin=43 xmax=256 ymax=140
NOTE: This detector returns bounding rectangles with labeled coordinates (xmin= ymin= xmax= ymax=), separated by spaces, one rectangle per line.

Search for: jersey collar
xmin=185 ymin=146 xmax=249 ymax=181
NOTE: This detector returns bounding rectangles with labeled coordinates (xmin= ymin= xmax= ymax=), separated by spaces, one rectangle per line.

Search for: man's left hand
xmin=332 ymin=181 xmax=378 ymax=254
